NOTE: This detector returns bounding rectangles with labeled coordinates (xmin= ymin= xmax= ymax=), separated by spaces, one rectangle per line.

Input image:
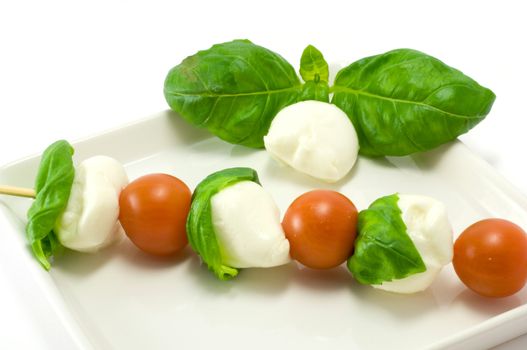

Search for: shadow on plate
xmin=184 ymin=257 xmax=298 ymax=296
xmin=411 ymin=142 xmax=458 ymax=171
xmin=116 ymin=239 xmax=194 ymax=270
xmin=261 ymin=155 xmax=363 ymax=191
xmin=452 ymin=288 xmax=524 ymax=317
xmin=165 ymin=110 xmax=212 ymax=145
xmin=291 ymin=264 xmax=355 ymax=293
xmin=230 ymin=145 xmax=262 ymax=158
xmin=351 ymin=282 xmax=440 ymax=318
xmin=52 ymin=242 xmax=119 ymax=276
xmin=53 ymin=238 xmax=194 ymax=276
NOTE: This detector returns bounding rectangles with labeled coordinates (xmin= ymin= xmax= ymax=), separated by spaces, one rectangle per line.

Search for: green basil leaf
xmin=332 ymin=49 xmax=496 ymax=156
xmin=26 ymin=140 xmax=74 ymax=270
xmin=298 ymin=45 xmax=329 ymax=102
xmin=299 ymin=45 xmax=329 ymax=83
xmin=164 ymin=40 xmax=302 ymax=148
xmin=186 ymin=167 xmax=260 ymax=280
xmin=300 ymin=80 xmax=330 ymax=102
xmin=347 ymin=194 xmax=426 ymax=285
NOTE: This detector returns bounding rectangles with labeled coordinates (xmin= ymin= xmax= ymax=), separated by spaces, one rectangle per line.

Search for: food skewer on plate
xmin=2 ymin=139 xmax=526 ymax=299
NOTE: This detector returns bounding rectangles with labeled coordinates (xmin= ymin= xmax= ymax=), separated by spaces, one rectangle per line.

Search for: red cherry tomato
xmin=282 ymin=190 xmax=358 ymax=269
xmin=119 ymin=174 xmax=191 ymax=256
xmin=453 ymin=218 xmax=527 ymax=297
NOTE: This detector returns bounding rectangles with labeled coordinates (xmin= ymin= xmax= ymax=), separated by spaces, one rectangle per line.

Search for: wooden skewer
xmin=0 ymin=185 xmax=36 ymax=198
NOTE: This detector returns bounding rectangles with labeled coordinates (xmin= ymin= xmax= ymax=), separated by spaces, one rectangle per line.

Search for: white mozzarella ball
xmin=374 ymin=194 xmax=453 ymax=293
xmin=263 ymin=100 xmax=359 ymax=183
xmin=210 ymin=181 xmax=290 ymax=268
xmin=55 ymin=156 xmax=129 ymax=252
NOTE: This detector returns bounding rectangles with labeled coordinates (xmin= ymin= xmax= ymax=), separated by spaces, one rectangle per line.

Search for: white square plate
xmin=1 ymin=110 xmax=527 ymax=350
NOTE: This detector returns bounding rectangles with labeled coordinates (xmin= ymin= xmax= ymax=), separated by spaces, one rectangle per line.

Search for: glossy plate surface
xmin=1 ymin=111 xmax=527 ymax=350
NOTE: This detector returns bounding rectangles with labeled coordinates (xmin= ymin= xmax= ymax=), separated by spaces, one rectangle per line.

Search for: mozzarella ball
xmin=55 ymin=156 xmax=129 ymax=252
xmin=374 ymin=194 xmax=453 ymax=293
xmin=264 ymin=100 xmax=359 ymax=183
xmin=210 ymin=181 xmax=290 ymax=268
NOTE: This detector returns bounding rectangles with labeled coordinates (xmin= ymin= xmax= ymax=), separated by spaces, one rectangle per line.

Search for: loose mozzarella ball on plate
xmin=264 ymin=100 xmax=359 ymax=183
xmin=54 ymin=156 xmax=128 ymax=252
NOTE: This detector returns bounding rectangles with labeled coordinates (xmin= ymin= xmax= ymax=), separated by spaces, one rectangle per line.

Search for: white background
xmin=0 ymin=0 xmax=526 ymax=348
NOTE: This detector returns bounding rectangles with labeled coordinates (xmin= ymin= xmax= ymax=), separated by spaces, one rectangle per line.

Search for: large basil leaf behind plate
xmin=26 ymin=140 xmax=75 ymax=270
xmin=332 ymin=49 xmax=496 ymax=156
xmin=186 ymin=167 xmax=260 ymax=280
xmin=164 ymin=40 xmax=302 ymax=148
xmin=347 ymin=193 xmax=426 ymax=285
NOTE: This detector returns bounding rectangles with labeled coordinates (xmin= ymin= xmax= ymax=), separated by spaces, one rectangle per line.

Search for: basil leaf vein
xmin=332 ymin=85 xmax=488 ymax=120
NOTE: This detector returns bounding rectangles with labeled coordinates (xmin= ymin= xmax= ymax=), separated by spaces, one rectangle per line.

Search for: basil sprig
xmin=26 ymin=140 xmax=74 ymax=270
xmin=165 ymin=41 xmax=495 ymax=157
xmin=299 ymin=45 xmax=330 ymax=102
xmin=186 ymin=167 xmax=260 ymax=280
xmin=347 ymin=194 xmax=426 ymax=285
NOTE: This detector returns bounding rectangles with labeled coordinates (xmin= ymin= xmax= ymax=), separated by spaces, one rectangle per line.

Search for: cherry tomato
xmin=453 ymin=219 xmax=527 ymax=297
xmin=282 ymin=190 xmax=358 ymax=269
xmin=119 ymin=173 xmax=191 ymax=256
